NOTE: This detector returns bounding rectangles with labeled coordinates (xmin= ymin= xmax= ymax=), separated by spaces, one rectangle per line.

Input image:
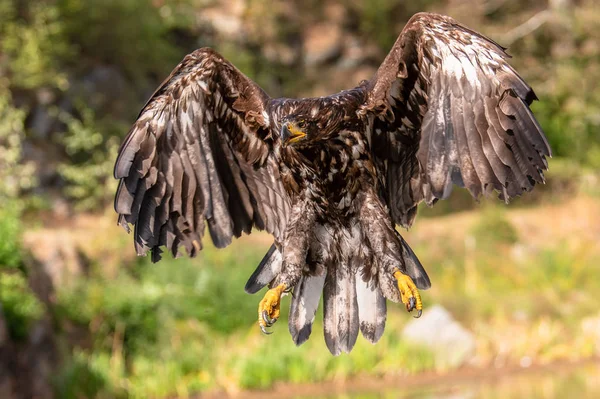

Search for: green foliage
xmin=53 ymin=237 xmax=438 ymax=396
xmin=2 ymin=0 xmax=600 ymax=396
xmin=54 ymin=241 xmax=264 ymax=396
xmin=344 ymin=0 xmax=440 ymax=51
xmin=0 ymin=272 xmax=44 ymax=340
xmin=470 ymin=206 xmax=519 ymax=246
xmin=1 ymin=0 xmax=198 ymax=211
xmin=56 ymin=0 xmax=194 ymax=83
xmin=56 ymin=105 xmax=121 ymax=210
xmin=0 ymin=85 xmax=36 ymax=203
xmin=0 ymin=199 xmax=44 ymax=341
xmin=348 ymin=0 xmax=402 ymax=51
xmin=0 ymin=204 xmax=23 ymax=271
xmin=0 ymin=1 xmax=71 ymax=90
xmin=58 ymin=275 xmax=163 ymax=357
xmin=52 ymin=207 xmax=600 ymax=397
xmin=0 ymin=95 xmax=42 ymax=339
xmin=54 ymin=350 xmax=125 ymax=399
xmin=57 ymin=241 xmax=266 ymax=352
xmin=531 ymin=59 xmax=600 ymax=169
xmin=520 ymin=4 xmax=600 ymax=169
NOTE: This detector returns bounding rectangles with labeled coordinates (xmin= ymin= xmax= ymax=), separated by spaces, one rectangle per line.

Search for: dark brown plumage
xmin=114 ymin=13 xmax=551 ymax=355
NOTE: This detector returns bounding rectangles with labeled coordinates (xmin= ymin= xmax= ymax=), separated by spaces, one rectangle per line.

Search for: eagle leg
xmin=258 ymin=283 xmax=286 ymax=334
xmin=358 ymin=189 xmax=424 ymax=315
xmin=258 ymin=200 xmax=315 ymax=334
xmin=393 ymin=271 xmax=423 ymax=318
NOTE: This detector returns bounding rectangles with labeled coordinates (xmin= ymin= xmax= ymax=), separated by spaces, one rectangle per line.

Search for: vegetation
xmin=47 ymin=200 xmax=600 ymax=397
xmin=0 ymin=206 xmax=44 ymax=341
xmin=0 ymin=0 xmax=599 ymax=397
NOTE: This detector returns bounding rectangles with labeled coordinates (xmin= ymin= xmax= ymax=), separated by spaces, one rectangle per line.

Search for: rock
xmin=23 ymin=229 xmax=89 ymax=292
xmin=304 ymin=23 xmax=343 ymax=66
xmin=200 ymin=9 xmax=244 ymax=38
xmin=29 ymin=104 xmax=55 ymax=140
xmin=402 ymin=305 xmax=476 ymax=369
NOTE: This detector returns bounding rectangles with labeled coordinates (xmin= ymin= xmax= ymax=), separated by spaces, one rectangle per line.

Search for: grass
xmin=46 ymin=195 xmax=600 ymax=397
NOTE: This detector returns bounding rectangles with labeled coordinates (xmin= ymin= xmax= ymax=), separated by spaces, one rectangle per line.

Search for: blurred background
xmin=0 ymin=0 xmax=599 ymax=398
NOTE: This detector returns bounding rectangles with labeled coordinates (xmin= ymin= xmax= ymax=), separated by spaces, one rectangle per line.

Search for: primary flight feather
xmin=114 ymin=13 xmax=551 ymax=355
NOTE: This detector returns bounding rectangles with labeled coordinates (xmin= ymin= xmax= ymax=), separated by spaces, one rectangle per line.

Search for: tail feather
xmin=323 ymin=263 xmax=359 ymax=356
xmin=244 ymin=244 xmax=282 ymax=294
xmin=396 ymin=231 xmax=431 ymax=290
xmin=356 ymin=276 xmax=387 ymax=344
xmin=289 ymin=272 xmax=326 ymax=346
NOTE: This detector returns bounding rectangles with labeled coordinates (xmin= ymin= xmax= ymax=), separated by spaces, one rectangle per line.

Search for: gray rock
xmin=402 ymin=305 xmax=476 ymax=369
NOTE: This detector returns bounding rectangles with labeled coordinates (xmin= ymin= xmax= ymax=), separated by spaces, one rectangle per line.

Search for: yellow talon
xmin=258 ymin=284 xmax=286 ymax=334
xmin=393 ymin=271 xmax=423 ymax=318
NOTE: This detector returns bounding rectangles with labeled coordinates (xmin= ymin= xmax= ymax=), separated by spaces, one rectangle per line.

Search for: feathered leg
xmin=358 ymin=190 xmax=424 ymax=317
xmin=395 ymin=230 xmax=431 ymax=290
xmin=258 ymin=200 xmax=315 ymax=334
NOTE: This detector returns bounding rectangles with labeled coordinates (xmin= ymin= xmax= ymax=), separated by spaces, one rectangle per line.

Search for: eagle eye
xmin=297 ymin=120 xmax=306 ymax=129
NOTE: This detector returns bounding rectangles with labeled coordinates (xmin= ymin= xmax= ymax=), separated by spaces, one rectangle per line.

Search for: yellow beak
xmin=281 ymin=122 xmax=306 ymax=146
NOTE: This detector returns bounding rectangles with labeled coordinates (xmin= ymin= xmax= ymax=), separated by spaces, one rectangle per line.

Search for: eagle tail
xmin=356 ymin=276 xmax=387 ymax=344
xmin=289 ymin=272 xmax=326 ymax=346
xmin=244 ymin=244 xmax=282 ymax=294
xmin=323 ymin=262 xmax=360 ymax=355
xmin=396 ymin=231 xmax=431 ymax=290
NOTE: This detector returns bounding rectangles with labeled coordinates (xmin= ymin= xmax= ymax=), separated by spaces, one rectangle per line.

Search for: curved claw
xmin=262 ymin=310 xmax=271 ymax=325
xmin=394 ymin=270 xmax=423 ymax=317
xmin=262 ymin=310 xmax=278 ymax=327
xmin=257 ymin=283 xmax=286 ymax=335
xmin=260 ymin=324 xmax=273 ymax=335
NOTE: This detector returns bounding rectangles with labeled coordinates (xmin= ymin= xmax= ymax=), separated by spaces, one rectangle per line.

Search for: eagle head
xmin=280 ymin=113 xmax=335 ymax=148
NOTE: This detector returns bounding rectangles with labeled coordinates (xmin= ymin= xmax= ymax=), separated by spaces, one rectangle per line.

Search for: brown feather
xmin=114 ymin=48 xmax=290 ymax=259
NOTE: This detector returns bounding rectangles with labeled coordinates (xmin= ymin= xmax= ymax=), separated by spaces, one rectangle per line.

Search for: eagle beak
xmin=281 ymin=123 xmax=306 ymax=147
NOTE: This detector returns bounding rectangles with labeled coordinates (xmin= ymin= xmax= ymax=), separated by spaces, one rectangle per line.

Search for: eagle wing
xmin=114 ymin=48 xmax=289 ymax=261
xmin=363 ymin=13 xmax=552 ymax=227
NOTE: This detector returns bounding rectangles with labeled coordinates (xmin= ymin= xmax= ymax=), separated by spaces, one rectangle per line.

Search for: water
xmin=294 ymin=363 xmax=600 ymax=399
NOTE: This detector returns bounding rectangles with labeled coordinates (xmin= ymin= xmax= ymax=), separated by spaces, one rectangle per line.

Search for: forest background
xmin=0 ymin=0 xmax=599 ymax=397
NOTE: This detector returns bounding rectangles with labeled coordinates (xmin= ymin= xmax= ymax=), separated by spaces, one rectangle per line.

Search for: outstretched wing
xmin=114 ymin=48 xmax=289 ymax=261
xmin=363 ymin=13 xmax=551 ymax=227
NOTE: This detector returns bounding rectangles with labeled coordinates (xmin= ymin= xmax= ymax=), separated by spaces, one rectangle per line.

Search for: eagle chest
xmin=280 ymin=132 xmax=376 ymax=217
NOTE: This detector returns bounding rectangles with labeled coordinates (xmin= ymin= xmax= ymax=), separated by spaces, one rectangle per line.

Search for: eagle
xmin=114 ymin=13 xmax=551 ymax=355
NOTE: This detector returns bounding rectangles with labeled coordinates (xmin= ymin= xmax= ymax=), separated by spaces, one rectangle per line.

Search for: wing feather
xmin=114 ymin=48 xmax=289 ymax=260
xmin=364 ymin=13 xmax=551 ymax=226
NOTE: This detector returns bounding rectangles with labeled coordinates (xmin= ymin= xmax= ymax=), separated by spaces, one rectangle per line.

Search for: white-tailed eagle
xmin=114 ymin=13 xmax=551 ymax=355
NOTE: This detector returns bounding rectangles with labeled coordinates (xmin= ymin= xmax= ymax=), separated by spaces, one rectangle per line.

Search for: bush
xmin=0 ymin=272 xmax=44 ymax=341
xmin=56 ymin=105 xmax=121 ymax=210
xmin=0 ymin=82 xmax=42 ymax=341
xmin=54 ymin=350 xmax=125 ymax=399
xmin=0 ymin=85 xmax=36 ymax=204
xmin=0 ymin=1 xmax=71 ymax=91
